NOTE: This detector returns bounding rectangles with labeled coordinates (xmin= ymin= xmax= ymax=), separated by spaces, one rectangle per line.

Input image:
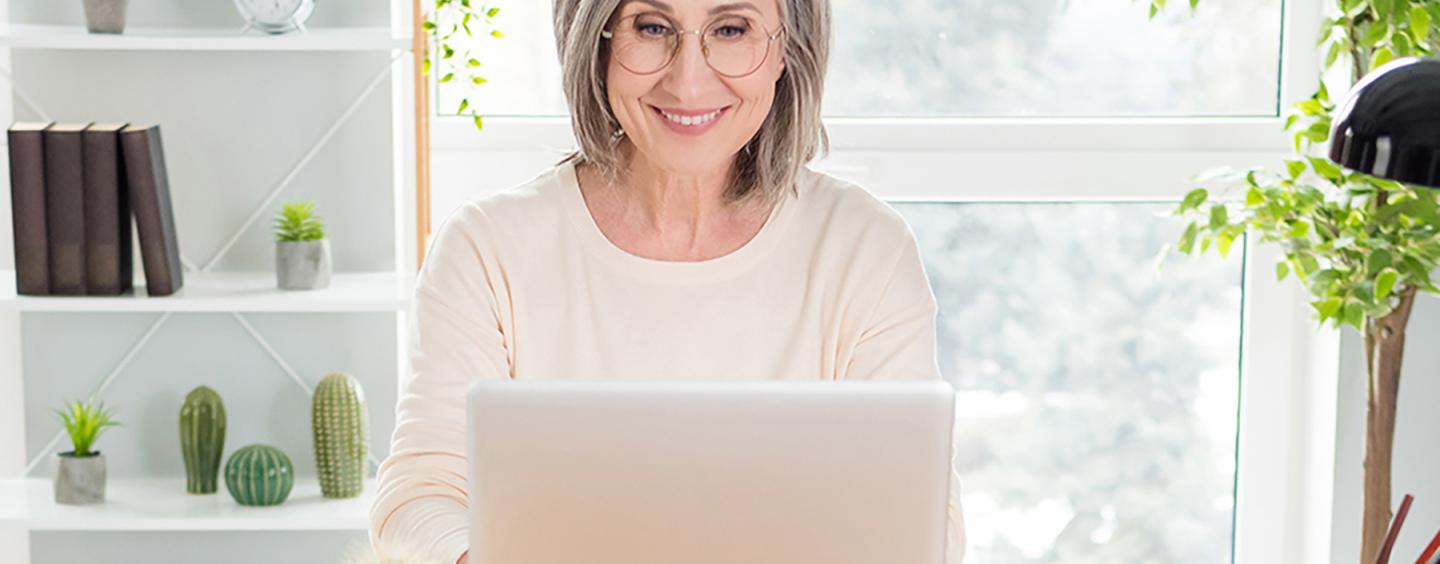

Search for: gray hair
xmin=552 ymin=0 xmax=831 ymax=206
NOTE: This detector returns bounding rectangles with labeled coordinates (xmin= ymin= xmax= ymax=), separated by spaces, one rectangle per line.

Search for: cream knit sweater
xmin=370 ymin=161 xmax=967 ymax=563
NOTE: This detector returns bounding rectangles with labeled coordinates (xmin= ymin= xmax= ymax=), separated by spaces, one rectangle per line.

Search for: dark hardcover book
xmin=82 ymin=123 xmax=134 ymax=296
xmin=7 ymin=122 xmax=52 ymax=295
xmin=120 ymin=123 xmax=183 ymax=296
xmin=43 ymin=123 xmax=91 ymax=295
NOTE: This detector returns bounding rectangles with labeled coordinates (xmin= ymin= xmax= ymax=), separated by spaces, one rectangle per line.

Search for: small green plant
xmin=55 ymin=399 xmax=120 ymax=457
xmin=273 ymin=201 xmax=326 ymax=243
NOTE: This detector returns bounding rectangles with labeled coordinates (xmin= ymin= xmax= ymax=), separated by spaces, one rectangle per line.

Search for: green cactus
xmin=312 ymin=372 xmax=368 ymax=499
xmin=179 ymin=386 xmax=226 ymax=494
xmin=224 ymin=444 xmax=294 ymax=506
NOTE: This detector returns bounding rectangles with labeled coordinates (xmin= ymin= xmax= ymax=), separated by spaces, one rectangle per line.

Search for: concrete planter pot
xmin=54 ymin=451 xmax=106 ymax=505
xmin=82 ymin=0 xmax=129 ymax=34
xmin=276 ymin=239 xmax=332 ymax=290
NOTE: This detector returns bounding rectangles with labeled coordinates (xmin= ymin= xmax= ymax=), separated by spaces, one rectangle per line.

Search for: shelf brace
xmin=230 ymin=312 xmax=382 ymax=473
xmin=0 ymin=64 xmax=53 ymax=123
xmin=200 ymin=51 xmax=406 ymax=274
xmin=23 ymin=312 xmax=174 ymax=476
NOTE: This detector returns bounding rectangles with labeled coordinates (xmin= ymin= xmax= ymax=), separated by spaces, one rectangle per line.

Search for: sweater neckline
xmin=557 ymin=160 xmax=796 ymax=284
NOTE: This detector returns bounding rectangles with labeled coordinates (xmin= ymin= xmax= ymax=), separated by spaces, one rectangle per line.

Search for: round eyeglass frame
xmin=599 ymin=13 xmax=785 ymax=79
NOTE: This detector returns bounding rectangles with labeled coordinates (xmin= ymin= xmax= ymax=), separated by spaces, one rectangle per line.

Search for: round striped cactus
xmin=312 ymin=372 xmax=368 ymax=499
xmin=179 ymin=386 xmax=226 ymax=494
xmin=224 ymin=444 xmax=294 ymax=506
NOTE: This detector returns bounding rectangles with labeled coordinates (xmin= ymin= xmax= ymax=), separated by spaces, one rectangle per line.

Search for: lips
xmin=651 ymin=105 xmax=730 ymax=136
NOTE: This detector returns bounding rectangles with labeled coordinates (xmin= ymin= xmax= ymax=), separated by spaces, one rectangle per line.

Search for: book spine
xmin=7 ymin=125 xmax=50 ymax=295
xmin=82 ymin=127 xmax=133 ymax=295
xmin=42 ymin=126 xmax=87 ymax=295
xmin=121 ymin=125 xmax=183 ymax=296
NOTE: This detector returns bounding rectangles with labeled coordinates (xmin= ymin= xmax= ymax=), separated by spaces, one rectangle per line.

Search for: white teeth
xmin=660 ymin=109 xmax=721 ymax=126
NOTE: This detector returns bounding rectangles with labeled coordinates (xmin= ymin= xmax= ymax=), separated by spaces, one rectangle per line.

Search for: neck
xmin=610 ymin=150 xmax=741 ymax=238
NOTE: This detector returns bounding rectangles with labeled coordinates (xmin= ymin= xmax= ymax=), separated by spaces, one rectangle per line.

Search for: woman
xmin=369 ymin=0 xmax=967 ymax=562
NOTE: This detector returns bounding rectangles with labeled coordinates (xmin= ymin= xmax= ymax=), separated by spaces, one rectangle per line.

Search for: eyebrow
xmin=620 ymin=0 xmax=764 ymax=17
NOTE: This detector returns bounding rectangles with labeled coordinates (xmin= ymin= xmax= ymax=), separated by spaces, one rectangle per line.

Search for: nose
xmin=662 ymin=30 xmax=715 ymax=99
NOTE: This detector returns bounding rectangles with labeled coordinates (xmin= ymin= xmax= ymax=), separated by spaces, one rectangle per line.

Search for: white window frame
xmin=428 ymin=0 xmax=1344 ymax=560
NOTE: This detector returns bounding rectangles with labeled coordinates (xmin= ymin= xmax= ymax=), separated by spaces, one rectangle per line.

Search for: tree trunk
xmin=1361 ymin=286 xmax=1418 ymax=563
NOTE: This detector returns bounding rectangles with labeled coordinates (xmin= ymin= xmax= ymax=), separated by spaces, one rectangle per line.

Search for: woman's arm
xmin=844 ymin=230 xmax=968 ymax=563
xmin=370 ymin=204 xmax=512 ymax=564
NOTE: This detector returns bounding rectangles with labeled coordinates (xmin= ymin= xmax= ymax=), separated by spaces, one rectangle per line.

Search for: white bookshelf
xmin=0 ymin=478 xmax=371 ymax=531
xmin=0 ymin=0 xmax=421 ymax=555
xmin=0 ymin=271 xmax=413 ymax=313
xmin=0 ymin=24 xmax=408 ymax=51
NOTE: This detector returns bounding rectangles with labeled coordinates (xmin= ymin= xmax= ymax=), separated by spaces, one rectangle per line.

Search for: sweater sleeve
xmin=844 ymin=231 xmax=969 ymax=563
xmin=370 ymin=204 xmax=511 ymax=564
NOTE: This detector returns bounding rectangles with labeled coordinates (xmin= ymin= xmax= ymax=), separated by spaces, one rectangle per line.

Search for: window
xmin=436 ymin=0 xmax=1284 ymax=118
xmin=897 ymin=202 xmax=1243 ymax=563
xmin=428 ymin=0 xmax=1326 ymax=561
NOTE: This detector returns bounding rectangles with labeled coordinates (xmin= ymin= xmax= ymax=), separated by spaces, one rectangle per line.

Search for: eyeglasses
xmin=600 ymin=12 xmax=784 ymax=78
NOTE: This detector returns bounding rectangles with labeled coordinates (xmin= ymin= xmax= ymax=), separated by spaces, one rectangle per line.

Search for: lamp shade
xmin=1328 ymin=57 xmax=1440 ymax=189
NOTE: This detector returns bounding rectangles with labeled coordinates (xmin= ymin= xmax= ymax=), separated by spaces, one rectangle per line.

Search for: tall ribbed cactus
xmin=312 ymin=372 xmax=368 ymax=498
xmin=179 ymin=386 xmax=226 ymax=494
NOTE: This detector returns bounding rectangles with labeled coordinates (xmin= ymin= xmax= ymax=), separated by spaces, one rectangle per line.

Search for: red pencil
xmin=1375 ymin=494 xmax=1414 ymax=564
xmin=1415 ymin=526 xmax=1440 ymax=564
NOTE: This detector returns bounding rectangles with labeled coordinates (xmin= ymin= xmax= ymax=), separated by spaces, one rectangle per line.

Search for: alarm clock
xmin=234 ymin=0 xmax=316 ymax=35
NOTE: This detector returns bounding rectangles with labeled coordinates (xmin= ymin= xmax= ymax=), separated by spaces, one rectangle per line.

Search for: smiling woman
xmin=371 ymin=0 xmax=967 ymax=562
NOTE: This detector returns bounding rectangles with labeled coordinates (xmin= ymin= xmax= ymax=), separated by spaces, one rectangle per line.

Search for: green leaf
xmin=1298 ymin=253 xmax=1321 ymax=277
xmin=487 ymin=6 xmax=500 ymax=17
xmin=1217 ymin=231 xmax=1237 ymax=257
xmin=1288 ymin=220 xmax=1312 ymax=239
xmin=1411 ymin=6 xmax=1432 ymax=43
xmin=1179 ymin=223 xmax=1199 ymax=254
xmin=439 ymin=72 xmax=455 ymax=83
xmin=1318 ymin=297 xmax=1344 ymax=320
xmin=472 ymin=76 xmax=488 ymax=85
xmin=1180 ymin=188 xmax=1208 ymax=212
xmin=473 ymin=114 xmax=485 ymax=131
xmin=490 ymin=30 xmax=505 ymax=38
xmin=1246 ymin=186 xmax=1265 ymax=207
xmin=1303 ymin=121 xmax=1331 ymax=144
xmin=467 ymin=58 xmax=482 ymax=68
xmin=1277 ymin=261 xmax=1291 ymax=281
xmin=1285 ymin=159 xmax=1308 ymax=179
xmin=457 ymin=98 xmax=469 ymax=114
xmin=1209 ymin=204 xmax=1229 ymax=229
xmin=1343 ymin=301 xmax=1365 ymax=329
xmin=1296 ymin=99 xmax=1325 ymax=115
xmin=1392 ymin=30 xmax=1413 ymax=57
xmin=1326 ymin=39 xmax=1346 ymax=68
xmin=1367 ymin=248 xmax=1392 ymax=276
xmin=1377 ymin=268 xmax=1399 ymax=300
xmin=1308 ymin=156 xmax=1344 ymax=181
xmin=1371 ymin=47 xmax=1395 ymax=71
xmin=1361 ymin=21 xmax=1391 ymax=47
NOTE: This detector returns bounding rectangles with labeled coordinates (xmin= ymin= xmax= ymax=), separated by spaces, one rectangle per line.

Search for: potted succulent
xmin=53 ymin=399 xmax=120 ymax=505
xmin=273 ymin=201 xmax=332 ymax=290
xmin=82 ymin=0 xmax=129 ymax=34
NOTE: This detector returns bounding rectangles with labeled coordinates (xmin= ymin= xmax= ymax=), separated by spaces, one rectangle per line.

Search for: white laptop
xmin=466 ymin=380 xmax=956 ymax=564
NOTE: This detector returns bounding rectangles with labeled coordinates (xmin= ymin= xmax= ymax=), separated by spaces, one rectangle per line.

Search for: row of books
xmin=7 ymin=122 xmax=184 ymax=296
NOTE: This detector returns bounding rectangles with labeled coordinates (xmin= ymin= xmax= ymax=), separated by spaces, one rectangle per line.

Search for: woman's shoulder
xmin=434 ymin=163 xmax=572 ymax=239
xmin=794 ymin=166 xmax=917 ymax=246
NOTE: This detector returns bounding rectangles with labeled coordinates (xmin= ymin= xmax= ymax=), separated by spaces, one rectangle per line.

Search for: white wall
xmin=1332 ymin=295 xmax=1440 ymax=562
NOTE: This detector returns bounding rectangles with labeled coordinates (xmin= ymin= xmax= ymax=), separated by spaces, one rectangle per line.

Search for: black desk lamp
xmin=1329 ymin=57 xmax=1440 ymax=189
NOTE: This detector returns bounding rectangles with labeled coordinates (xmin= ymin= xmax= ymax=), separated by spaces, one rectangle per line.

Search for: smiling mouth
xmin=652 ymin=106 xmax=729 ymax=127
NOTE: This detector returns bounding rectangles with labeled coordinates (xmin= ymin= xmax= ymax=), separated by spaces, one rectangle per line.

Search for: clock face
xmin=237 ymin=0 xmax=313 ymax=27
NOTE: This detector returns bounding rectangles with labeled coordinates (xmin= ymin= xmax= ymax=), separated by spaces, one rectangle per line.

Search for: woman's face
xmin=604 ymin=0 xmax=786 ymax=176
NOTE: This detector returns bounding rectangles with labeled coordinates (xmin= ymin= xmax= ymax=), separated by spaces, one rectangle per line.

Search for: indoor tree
xmin=1150 ymin=0 xmax=1440 ymax=560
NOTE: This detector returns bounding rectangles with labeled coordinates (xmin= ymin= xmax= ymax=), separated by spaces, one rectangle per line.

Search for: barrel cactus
xmin=312 ymin=372 xmax=368 ymax=498
xmin=224 ymin=444 xmax=294 ymax=506
xmin=179 ymin=386 xmax=226 ymax=494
